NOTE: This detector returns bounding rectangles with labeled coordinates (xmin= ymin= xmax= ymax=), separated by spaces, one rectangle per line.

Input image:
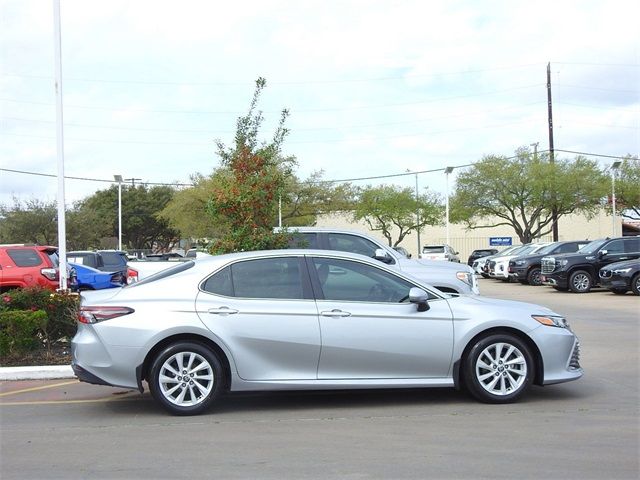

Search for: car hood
xmin=446 ymin=294 xmax=559 ymax=318
xmin=405 ymin=258 xmax=470 ymax=271
xmin=600 ymin=259 xmax=640 ymax=271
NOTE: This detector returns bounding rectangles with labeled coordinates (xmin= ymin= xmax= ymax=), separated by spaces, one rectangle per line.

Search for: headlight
xmin=532 ymin=314 xmax=569 ymax=329
xmin=613 ymin=267 xmax=632 ymax=274
xmin=559 ymin=259 xmax=569 ymax=266
xmin=515 ymin=260 xmax=527 ymax=266
xmin=456 ymin=271 xmax=472 ymax=286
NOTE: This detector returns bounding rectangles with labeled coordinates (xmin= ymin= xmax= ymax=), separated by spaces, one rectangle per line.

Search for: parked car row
xmin=476 ymin=236 xmax=640 ymax=296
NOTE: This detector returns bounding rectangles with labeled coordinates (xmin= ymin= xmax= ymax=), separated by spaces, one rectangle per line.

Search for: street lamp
xmin=611 ymin=161 xmax=622 ymax=236
xmin=444 ymin=167 xmax=454 ymax=246
xmin=114 ymin=174 xmax=123 ymax=251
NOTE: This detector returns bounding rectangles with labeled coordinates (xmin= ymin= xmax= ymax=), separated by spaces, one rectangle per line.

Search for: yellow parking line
xmin=0 ymin=380 xmax=79 ymax=398
xmin=0 ymin=396 xmax=140 ymax=406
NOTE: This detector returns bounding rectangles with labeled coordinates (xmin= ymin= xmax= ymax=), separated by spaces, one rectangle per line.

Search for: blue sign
xmin=490 ymin=237 xmax=512 ymax=246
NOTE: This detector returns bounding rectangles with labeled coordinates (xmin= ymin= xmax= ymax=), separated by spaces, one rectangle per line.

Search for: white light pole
xmin=114 ymin=175 xmax=123 ymax=250
xmin=611 ymin=161 xmax=622 ymax=236
xmin=444 ymin=167 xmax=454 ymax=246
xmin=53 ymin=0 xmax=67 ymax=290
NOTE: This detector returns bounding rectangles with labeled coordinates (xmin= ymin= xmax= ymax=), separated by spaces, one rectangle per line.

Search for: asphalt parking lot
xmin=1 ymin=279 xmax=638 ymax=479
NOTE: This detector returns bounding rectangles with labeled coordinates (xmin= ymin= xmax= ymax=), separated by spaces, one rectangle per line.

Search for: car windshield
xmin=423 ymin=246 xmax=444 ymax=253
xmin=578 ymin=239 xmax=607 ymax=254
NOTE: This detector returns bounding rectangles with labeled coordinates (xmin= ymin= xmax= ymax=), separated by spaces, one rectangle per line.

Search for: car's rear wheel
xmin=569 ymin=270 xmax=593 ymax=293
xmin=149 ymin=341 xmax=223 ymax=416
xmin=527 ymin=268 xmax=542 ymax=286
xmin=463 ymin=334 xmax=534 ymax=403
xmin=632 ymin=274 xmax=640 ymax=296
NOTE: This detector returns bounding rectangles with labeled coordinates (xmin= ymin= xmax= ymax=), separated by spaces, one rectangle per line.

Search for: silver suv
xmin=283 ymin=228 xmax=478 ymax=295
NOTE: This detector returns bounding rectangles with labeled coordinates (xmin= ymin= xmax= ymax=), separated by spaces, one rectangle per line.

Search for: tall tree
xmin=0 ymin=198 xmax=58 ymax=245
xmin=450 ymin=149 xmax=608 ymax=243
xmin=206 ymin=77 xmax=294 ymax=253
xmin=78 ymin=184 xmax=179 ymax=250
xmin=282 ymin=171 xmax=356 ymax=226
xmin=613 ymin=156 xmax=640 ymax=218
xmin=353 ymin=184 xmax=443 ymax=247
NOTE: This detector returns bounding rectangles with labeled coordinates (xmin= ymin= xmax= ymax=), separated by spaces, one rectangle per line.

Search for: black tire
xmin=568 ymin=270 xmax=593 ymax=293
xmin=463 ymin=333 xmax=534 ymax=404
xmin=527 ymin=267 xmax=542 ymax=286
xmin=611 ymin=288 xmax=628 ymax=295
xmin=632 ymin=274 xmax=640 ymax=296
xmin=148 ymin=341 xmax=224 ymax=416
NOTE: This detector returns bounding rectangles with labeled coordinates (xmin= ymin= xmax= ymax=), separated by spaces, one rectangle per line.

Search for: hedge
xmin=0 ymin=309 xmax=48 ymax=356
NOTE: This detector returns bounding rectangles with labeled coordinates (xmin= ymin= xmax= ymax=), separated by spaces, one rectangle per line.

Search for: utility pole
xmin=125 ymin=177 xmax=142 ymax=187
xmin=547 ymin=62 xmax=559 ymax=241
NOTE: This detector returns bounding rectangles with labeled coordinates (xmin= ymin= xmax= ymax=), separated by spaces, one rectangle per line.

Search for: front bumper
xmin=599 ymin=275 xmax=629 ymax=290
xmin=529 ymin=325 xmax=583 ymax=385
xmin=541 ymin=271 xmax=568 ymax=288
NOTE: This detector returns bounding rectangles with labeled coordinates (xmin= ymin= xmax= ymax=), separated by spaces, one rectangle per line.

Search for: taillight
xmin=41 ymin=267 xmax=58 ymax=281
xmin=127 ymin=267 xmax=138 ymax=284
xmin=78 ymin=306 xmax=134 ymax=324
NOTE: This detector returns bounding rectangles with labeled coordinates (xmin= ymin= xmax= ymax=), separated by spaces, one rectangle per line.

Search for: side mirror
xmin=599 ymin=250 xmax=608 ymax=258
xmin=373 ymin=248 xmax=393 ymax=264
xmin=409 ymin=287 xmax=430 ymax=312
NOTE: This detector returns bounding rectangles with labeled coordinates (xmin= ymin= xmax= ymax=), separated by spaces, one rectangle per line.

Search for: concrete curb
xmin=0 ymin=365 xmax=75 ymax=381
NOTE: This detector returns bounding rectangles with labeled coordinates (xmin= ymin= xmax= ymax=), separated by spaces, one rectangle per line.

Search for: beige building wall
xmin=315 ymin=207 xmax=619 ymax=262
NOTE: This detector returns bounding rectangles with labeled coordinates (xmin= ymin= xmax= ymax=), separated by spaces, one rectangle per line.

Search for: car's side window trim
xmin=199 ymin=256 xmax=315 ymax=301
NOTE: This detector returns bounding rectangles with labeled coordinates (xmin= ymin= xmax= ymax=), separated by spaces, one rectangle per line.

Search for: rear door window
xmin=202 ymin=257 xmax=308 ymax=300
xmin=7 ymin=249 xmax=42 ymax=267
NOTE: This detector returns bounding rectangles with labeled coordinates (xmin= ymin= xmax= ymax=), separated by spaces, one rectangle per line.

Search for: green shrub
xmin=1 ymin=287 xmax=79 ymax=346
xmin=0 ymin=309 xmax=48 ymax=356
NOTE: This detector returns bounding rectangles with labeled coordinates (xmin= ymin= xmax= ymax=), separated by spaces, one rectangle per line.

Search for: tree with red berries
xmin=207 ymin=78 xmax=294 ymax=253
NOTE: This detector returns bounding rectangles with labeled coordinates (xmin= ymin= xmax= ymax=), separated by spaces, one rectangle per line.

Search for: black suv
xmin=508 ymin=240 xmax=589 ymax=286
xmin=599 ymin=260 xmax=640 ymax=296
xmin=540 ymin=236 xmax=640 ymax=293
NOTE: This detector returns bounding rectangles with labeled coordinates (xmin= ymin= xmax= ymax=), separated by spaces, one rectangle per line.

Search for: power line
xmin=0 ymin=84 xmax=544 ymax=115
xmin=2 ymin=149 xmax=636 ymax=189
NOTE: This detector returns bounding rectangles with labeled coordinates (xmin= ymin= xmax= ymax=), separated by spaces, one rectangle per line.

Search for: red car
xmin=0 ymin=244 xmax=61 ymax=292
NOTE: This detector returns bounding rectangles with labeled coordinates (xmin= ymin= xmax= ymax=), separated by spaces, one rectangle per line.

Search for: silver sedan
xmin=72 ymin=250 xmax=583 ymax=415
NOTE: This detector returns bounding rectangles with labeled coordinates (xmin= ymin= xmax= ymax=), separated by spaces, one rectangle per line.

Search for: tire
xmin=632 ymin=274 xmax=640 ymax=296
xmin=148 ymin=341 xmax=224 ymax=416
xmin=463 ymin=334 xmax=534 ymax=404
xmin=568 ymin=270 xmax=593 ymax=293
xmin=527 ymin=268 xmax=542 ymax=286
xmin=611 ymin=288 xmax=628 ymax=295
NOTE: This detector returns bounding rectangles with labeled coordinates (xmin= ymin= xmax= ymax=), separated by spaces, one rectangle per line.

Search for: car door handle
xmin=320 ymin=309 xmax=352 ymax=318
xmin=207 ymin=307 xmax=239 ymax=315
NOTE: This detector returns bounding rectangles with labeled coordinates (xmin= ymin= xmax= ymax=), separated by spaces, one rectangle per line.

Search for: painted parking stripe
xmin=0 ymin=380 xmax=79 ymax=398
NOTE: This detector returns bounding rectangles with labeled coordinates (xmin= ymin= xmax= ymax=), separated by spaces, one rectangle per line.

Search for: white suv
xmin=420 ymin=244 xmax=460 ymax=262
xmin=282 ymin=228 xmax=478 ymax=295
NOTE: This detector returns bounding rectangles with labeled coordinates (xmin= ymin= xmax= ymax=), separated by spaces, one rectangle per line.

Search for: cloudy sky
xmin=1 ymin=0 xmax=638 ymax=207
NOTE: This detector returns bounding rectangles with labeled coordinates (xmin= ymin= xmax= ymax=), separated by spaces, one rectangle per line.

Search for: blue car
xmin=69 ymin=263 xmax=126 ymax=291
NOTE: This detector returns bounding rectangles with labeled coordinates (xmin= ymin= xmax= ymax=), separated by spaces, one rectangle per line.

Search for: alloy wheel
xmin=158 ymin=351 xmax=215 ymax=407
xmin=475 ymin=342 xmax=527 ymax=396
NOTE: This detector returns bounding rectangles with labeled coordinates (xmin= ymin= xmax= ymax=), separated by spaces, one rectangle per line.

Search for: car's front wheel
xmin=527 ymin=267 xmax=542 ymax=286
xmin=463 ymin=334 xmax=534 ymax=403
xmin=149 ymin=341 xmax=224 ymax=416
xmin=632 ymin=274 xmax=640 ymax=296
xmin=569 ymin=270 xmax=593 ymax=293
